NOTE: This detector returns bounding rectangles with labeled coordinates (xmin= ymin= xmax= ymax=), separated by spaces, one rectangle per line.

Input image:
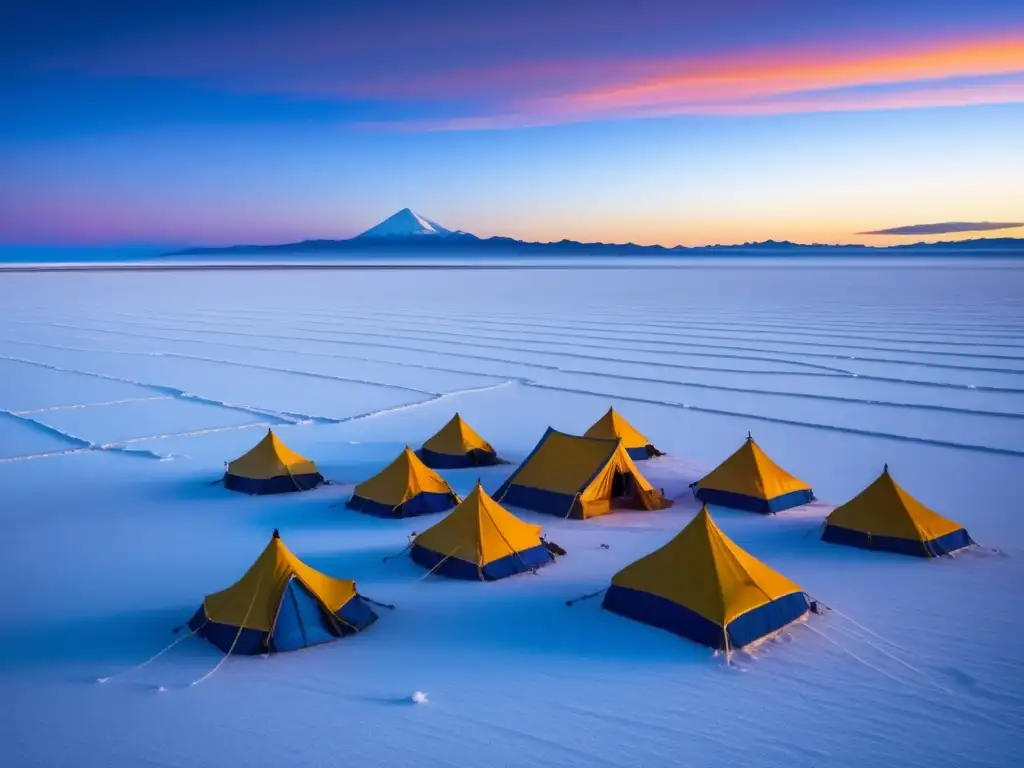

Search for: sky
xmin=1 ymin=0 xmax=1023 ymax=247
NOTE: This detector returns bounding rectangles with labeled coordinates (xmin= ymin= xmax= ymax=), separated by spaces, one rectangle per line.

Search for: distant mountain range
xmin=167 ymin=208 xmax=1024 ymax=257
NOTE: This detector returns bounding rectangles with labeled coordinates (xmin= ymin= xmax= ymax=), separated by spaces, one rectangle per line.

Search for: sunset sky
xmin=2 ymin=0 xmax=1023 ymax=247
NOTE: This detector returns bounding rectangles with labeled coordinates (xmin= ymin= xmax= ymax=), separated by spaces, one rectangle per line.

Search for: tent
xmin=223 ymin=429 xmax=323 ymax=494
xmin=187 ymin=530 xmax=377 ymax=654
xmin=584 ymin=407 xmax=663 ymax=460
xmin=410 ymin=481 xmax=554 ymax=580
xmin=603 ymin=507 xmax=810 ymax=649
xmin=494 ymin=428 xmax=670 ymax=519
xmin=417 ymin=413 xmax=500 ymax=469
xmin=822 ymin=465 xmax=974 ymax=557
xmin=691 ymin=434 xmax=813 ymax=514
xmin=347 ymin=447 xmax=460 ymax=518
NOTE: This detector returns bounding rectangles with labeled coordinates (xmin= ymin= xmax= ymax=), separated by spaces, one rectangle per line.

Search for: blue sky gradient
xmin=2 ymin=0 xmax=1022 ymax=246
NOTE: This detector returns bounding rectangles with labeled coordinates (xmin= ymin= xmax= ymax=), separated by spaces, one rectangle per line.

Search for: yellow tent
xmin=494 ymin=428 xmax=670 ymax=519
xmin=603 ymin=507 xmax=810 ymax=649
xmin=584 ymin=407 xmax=663 ymax=459
xmin=418 ymin=413 xmax=500 ymax=468
xmin=691 ymin=433 xmax=813 ymax=513
xmin=411 ymin=481 xmax=554 ymax=579
xmin=187 ymin=530 xmax=377 ymax=654
xmin=347 ymin=446 xmax=460 ymax=517
xmin=223 ymin=429 xmax=323 ymax=494
xmin=823 ymin=465 xmax=974 ymax=557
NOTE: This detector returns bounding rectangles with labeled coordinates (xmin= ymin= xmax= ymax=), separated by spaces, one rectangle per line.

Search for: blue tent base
xmin=497 ymin=484 xmax=578 ymax=517
xmin=602 ymin=586 xmax=809 ymax=649
xmin=347 ymin=491 xmax=459 ymax=518
xmin=224 ymin=472 xmax=323 ymax=495
xmin=187 ymin=591 xmax=378 ymax=655
xmin=626 ymin=445 xmax=663 ymax=461
xmin=822 ymin=524 xmax=974 ymax=557
xmin=410 ymin=543 xmax=553 ymax=580
xmin=416 ymin=448 xmax=500 ymax=469
xmin=188 ymin=608 xmax=267 ymax=655
xmin=694 ymin=487 xmax=814 ymax=514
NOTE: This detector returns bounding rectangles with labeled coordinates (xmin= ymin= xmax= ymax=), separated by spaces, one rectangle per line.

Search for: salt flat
xmin=0 ymin=261 xmax=1022 ymax=767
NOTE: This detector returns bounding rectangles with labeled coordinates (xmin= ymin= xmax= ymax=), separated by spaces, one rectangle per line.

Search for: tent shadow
xmin=0 ymin=605 xmax=214 ymax=673
xmin=302 ymin=546 xmax=425 ymax=586
xmin=380 ymin=583 xmax=715 ymax=666
xmin=251 ymin=498 xmax=454 ymax=535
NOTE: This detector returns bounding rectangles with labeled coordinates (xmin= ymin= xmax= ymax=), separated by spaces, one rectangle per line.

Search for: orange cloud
xmin=370 ymin=32 xmax=1024 ymax=130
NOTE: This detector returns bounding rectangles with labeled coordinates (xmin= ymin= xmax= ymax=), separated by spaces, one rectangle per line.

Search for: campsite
xmin=1 ymin=264 xmax=1020 ymax=768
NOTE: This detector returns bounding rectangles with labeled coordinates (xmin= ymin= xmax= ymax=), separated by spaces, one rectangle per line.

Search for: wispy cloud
xmin=369 ymin=33 xmax=1024 ymax=130
xmin=859 ymin=222 xmax=1024 ymax=236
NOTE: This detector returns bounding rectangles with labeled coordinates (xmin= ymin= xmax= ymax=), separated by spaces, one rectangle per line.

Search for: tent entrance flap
xmin=272 ymin=579 xmax=339 ymax=652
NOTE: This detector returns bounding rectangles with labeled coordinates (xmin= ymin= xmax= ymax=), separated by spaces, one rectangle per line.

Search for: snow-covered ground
xmin=0 ymin=262 xmax=1021 ymax=767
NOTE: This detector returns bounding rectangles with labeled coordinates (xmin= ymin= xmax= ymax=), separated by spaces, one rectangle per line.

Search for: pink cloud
xmin=362 ymin=32 xmax=1024 ymax=130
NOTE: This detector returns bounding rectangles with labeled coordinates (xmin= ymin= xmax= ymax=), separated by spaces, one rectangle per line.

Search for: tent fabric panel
xmin=603 ymin=586 xmax=808 ymax=649
xmin=224 ymin=472 xmax=323 ymax=495
xmin=603 ymin=586 xmax=726 ymax=648
xmin=411 ymin=543 xmax=552 ymax=580
xmin=416 ymin=447 xmax=499 ymax=469
xmin=477 ymin=500 xmax=545 ymax=564
xmin=504 ymin=431 xmax=621 ymax=495
xmin=348 ymin=491 xmax=458 ymax=518
xmin=695 ymin=487 xmax=813 ymax=514
xmin=499 ymin=484 xmax=579 ymax=517
xmin=271 ymin=579 xmax=338 ymax=652
xmin=481 ymin=545 xmax=554 ymax=579
xmin=726 ymin=592 xmax=809 ymax=648
xmin=411 ymin=544 xmax=481 ymax=579
xmin=188 ymin=606 xmax=268 ymax=655
xmin=334 ymin=596 xmax=379 ymax=634
xmin=822 ymin=524 xmax=974 ymax=557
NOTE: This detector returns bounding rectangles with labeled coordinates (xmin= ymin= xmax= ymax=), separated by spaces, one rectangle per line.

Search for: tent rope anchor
xmin=566 ymin=588 xmax=608 ymax=607
xmin=357 ymin=593 xmax=396 ymax=610
xmin=97 ymin=620 xmax=207 ymax=684
xmin=189 ymin=570 xmax=265 ymax=687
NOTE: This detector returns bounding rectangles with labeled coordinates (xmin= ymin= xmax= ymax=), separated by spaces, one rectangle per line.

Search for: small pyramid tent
xmin=584 ymin=407 xmax=663 ymax=460
xmin=494 ymin=428 xmax=670 ymax=519
xmin=188 ymin=530 xmax=377 ymax=654
xmin=603 ymin=507 xmax=810 ymax=649
xmin=823 ymin=465 xmax=974 ymax=557
xmin=411 ymin=482 xmax=554 ymax=580
xmin=223 ymin=429 xmax=323 ymax=494
xmin=347 ymin=447 xmax=460 ymax=518
xmin=418 ymin=413 xmax=500 ymax=468
xmin=691 ymin=434 xmax=813 ymax=514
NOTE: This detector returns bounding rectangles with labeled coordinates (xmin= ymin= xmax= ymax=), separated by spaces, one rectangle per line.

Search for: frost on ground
xmin=0 ymin=261 xmax=1021 ymax=768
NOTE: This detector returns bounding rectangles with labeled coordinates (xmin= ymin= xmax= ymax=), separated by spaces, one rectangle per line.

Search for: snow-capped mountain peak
xmin=357 ymin=208 xmax=457 ymax=238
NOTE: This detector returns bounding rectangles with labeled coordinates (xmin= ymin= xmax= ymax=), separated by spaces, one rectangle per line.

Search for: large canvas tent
xmin=822 ymin=465 xmax=974 ymax=557
xmin=603 ymin=507 xmax=810 ymax=649
xmin=691 ymin=434 xmax=813 ymax=514
xmin=584 ymin=407 xmax=663 ymax=460
xmin=494 ymin=428 xmax=670 ymax=519
xmin=417 ymin=413 xmax=500 ymax=468
xmin=410 ymin=481 xmax=554 ymax=580
xmin=187 ymin=530 xmax=377 ymax=654
xmin=347 ymin=447 xmax=460 ymax=518
xmin=223 ymin=429 xmax=323 ymax=494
